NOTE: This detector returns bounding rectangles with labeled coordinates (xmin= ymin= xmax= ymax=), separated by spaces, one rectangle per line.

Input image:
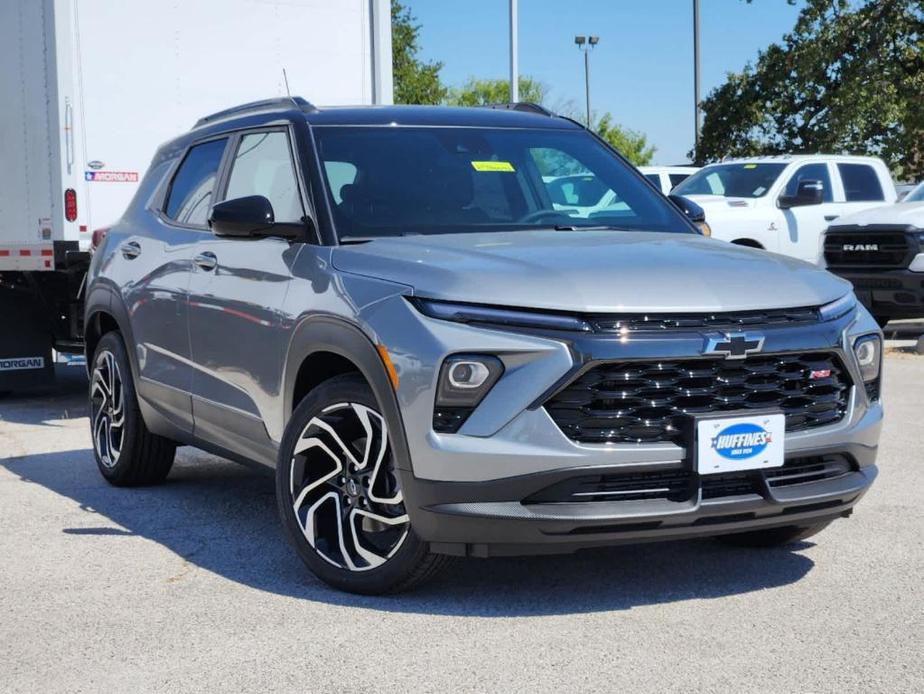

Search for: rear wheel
xmin=715 ymin=521 xmax=832 ymax=548
xmin=90 ymin=332 xmax=176 ymax=486
xmin=276 ymin=374 xmax=450 ymax=594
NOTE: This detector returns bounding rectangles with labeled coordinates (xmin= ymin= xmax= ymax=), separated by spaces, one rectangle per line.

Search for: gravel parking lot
xmin=1 ymin=353 xmax=922 ymax=693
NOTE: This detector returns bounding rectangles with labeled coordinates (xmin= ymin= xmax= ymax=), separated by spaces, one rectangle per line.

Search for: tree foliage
xmin=697 ymin=0 xmax=924 ymax=179
xmin=392 ymin=1 xmax=446 ymax=105
xmin=446 ymin=76 xmax=547 ymax=106
xmin=593 ymin=113 xmax=656 ymax=166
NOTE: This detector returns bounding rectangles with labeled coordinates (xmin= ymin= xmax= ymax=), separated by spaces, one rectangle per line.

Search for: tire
xmin=276 ymin=373 xmax=451 ymax=594
xmin=89 ymin=331 xmax=176 ymax=486
xmin=715 ymin=521 xmax=832 ymax=548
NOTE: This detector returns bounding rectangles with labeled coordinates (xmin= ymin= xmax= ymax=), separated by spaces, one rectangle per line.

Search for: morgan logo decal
xmin=0 ymin=356 xmax=45 ymax=371
xmin=711 ymin=422 xmax=772 ymax=460
xmin=842 ymin=243 xmax=879 ymax=251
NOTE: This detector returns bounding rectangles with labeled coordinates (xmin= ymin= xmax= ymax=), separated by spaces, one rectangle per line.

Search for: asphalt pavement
xmin=1 ymin=355 xmax=922 ymax=693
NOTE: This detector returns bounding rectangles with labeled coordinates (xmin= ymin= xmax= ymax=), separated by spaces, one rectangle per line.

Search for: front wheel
xmin=90 ymin=332 xmax=176 ymax=486
xmin=276 ymin=374 xmax=450 ymax=594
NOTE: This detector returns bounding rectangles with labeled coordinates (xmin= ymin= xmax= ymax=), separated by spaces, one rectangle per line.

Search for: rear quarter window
xmin=837 ymin=163 xmax=884 ymax=202
xmin=164 ymin=138 xmax=228 ymax=226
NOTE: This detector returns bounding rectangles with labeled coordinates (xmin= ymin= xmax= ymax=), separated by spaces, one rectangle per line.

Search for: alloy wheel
xmin=90 ymin=350 xmax=125 ymax=468
xmin=289 ymin=402 xmax=409 ymax=571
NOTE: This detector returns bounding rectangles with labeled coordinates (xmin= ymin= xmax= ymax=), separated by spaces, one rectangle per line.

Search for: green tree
xmin=392 ymin=1 xmax=446 ymax=104
xmin=593 ymin=113 xmax=656 ymax=166
xmin=446 ymin=76 xmax=548 ymax=106
xmin=697 ymin=0 xmax=924 ymax=178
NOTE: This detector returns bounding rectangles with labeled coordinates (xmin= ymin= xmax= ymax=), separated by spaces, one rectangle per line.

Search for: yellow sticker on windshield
xmin=743 ymin=164 xmax=758 ymax=169
xmin=471 ymin=160 xmax=515 ymax=172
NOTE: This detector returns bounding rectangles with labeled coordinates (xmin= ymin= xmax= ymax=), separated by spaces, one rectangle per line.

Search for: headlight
xmin=853 ymin=334 xmax=882 ymax=399
xmin=433 ymin=354 xmax=504 ymax=433
xmin=819 ymin=293 xmax=857 ymax=322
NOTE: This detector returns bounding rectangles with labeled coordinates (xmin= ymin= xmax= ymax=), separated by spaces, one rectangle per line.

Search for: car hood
xmin=331 ymin=230 xmax=851 ymax=313
xmin=829 ymin=200 xmax=924 ymax=229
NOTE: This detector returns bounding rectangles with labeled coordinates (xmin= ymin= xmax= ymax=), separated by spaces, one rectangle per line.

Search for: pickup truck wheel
xmin=714 ymin=521 xmax=832 ymax=548
xmin=90 ymin=332 xmax=176 ymax=486
xmin=277 ymin=374 xmax=451 ymax=594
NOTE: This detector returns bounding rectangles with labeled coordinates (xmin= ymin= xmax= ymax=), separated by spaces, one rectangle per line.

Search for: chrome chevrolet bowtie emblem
xmin=705 ymin=332 xmax=764 ymax=359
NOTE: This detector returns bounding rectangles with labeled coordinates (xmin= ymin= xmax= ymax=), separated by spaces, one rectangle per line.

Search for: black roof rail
xmin=480 ymin=102 xmax=555 ymax=117
xmin=193 ymin=96 xmax=317 ymax=128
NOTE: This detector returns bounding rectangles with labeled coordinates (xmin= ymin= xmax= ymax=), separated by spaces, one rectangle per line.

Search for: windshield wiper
xmin=553 ymin=224 xmax=632 ymax=231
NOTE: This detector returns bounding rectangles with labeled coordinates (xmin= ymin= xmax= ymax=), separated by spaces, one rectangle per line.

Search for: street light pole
xmin=575 ymin=35 xmax=599 ymax=127
xmin=693 ymin=0 xmax=702 ymax=161
xmin=509 ymin=0 xmax=518 ymax=102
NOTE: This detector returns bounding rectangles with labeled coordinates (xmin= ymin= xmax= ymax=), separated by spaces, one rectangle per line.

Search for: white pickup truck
xmin=822 ymin=182 xmax=924 ymax=326
xmin=672 ymin=155 xmax=897 ymax=264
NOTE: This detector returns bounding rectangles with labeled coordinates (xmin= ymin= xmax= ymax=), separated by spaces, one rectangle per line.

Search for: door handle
xmin=824 ymin=215 xmax=839 ymax=222
xmin=193 ymin=251 xmax=218 ymax=271
xmin=120 ymin=241 xmax=141 ymax=259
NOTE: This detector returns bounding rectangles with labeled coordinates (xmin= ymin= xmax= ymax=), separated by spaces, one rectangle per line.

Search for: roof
xmin=303 ymin=104 xmax=579 ymax=129
xmin=709 ymin=154 xmax=886 ymax=166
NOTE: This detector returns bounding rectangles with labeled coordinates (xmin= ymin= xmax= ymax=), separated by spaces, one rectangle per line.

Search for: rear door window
xmin=645 ymin=173 xmax=662 ymax=188
xmin=224 ymin=131 xmax=304 ymax=223
xmin=837 ymin=163 xmax=885 ymax=202
xmin=668 ymin=173 xmax=690 ymax=189
xmin=164 ymin=138 xmax=228 ymax=226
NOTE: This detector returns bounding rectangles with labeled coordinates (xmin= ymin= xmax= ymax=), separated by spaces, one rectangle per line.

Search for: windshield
xmin=904 ymin=182 xmax=924 ymax=202
xmin=673 ymin=162 xmax=788 ymax=198
xmin=313 ymin=126 xmax=694 ymax=240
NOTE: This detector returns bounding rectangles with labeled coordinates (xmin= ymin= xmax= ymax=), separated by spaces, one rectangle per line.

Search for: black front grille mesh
xmin=544 ymin=352 xmax=851 ymax=444
xmin=590 ymin=307 xmax=819 ymax=332
xmin=824 ymin=230 xmax=912 ymax=268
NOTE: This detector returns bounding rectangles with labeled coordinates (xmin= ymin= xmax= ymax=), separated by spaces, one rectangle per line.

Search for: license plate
xmin=696 ymin=413 xmax=785 ymax=474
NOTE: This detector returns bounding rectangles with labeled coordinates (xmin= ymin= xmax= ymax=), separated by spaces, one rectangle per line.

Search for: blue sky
xmin=405 ymin=0 xmax=804 ymax=164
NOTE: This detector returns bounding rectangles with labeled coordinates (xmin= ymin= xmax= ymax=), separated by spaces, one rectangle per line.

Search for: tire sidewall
xmin=276 ymin=374 xmax=429 ymax=594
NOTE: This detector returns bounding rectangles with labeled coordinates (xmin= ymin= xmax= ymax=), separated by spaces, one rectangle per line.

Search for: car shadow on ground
xmin=2 ymin=367 xmax=815 ymax=616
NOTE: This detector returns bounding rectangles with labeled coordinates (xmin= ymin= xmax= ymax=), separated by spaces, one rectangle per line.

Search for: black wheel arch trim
xmin=282 ymin=315 xmax=415 ymax=475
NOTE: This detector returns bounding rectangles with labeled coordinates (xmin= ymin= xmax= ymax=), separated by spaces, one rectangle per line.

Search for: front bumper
xmin=831 ymin=267 xmax=924 ymax=319
xmin=402 ymin=447 xmax=877 ymax=556
xmin=361 ymin=294 xmax=882 ymax=556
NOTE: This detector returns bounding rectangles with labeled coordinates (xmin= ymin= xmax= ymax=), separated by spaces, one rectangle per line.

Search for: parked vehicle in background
xmin=672 ymin=155 xmax=897 ymax=264
xmin=895 ymin=182 xmax=919 ymax=201
xmin=639 ymin=166 xmax=700 ymax=195
xmin=0 ymin=0 xmax=391 ymax=392
xmin=823 ymin=188 xmax=924 ymax=326
xmin=85 ymin=100 xmax=881 ymax=594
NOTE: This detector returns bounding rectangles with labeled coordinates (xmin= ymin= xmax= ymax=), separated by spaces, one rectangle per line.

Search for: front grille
xmin=590 ymin=307 xmax=819 ymax=332
xmin=824 ymin=229 xmax=912 ymax=268
xmin=523 ymin=455 xmax=855 ymax=505
xmin=544 ymin=352 xmax=850 ymax=444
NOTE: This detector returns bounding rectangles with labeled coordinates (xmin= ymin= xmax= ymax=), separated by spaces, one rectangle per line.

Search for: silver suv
xmin=85 ymin=99 xmax=883 ymax=594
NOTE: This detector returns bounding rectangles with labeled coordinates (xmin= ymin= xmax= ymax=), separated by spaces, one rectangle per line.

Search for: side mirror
xmin=779 ymin=179 xmax=823 ymax=209
xmin=668 ymin=194 xmax=705 ymax=223
xmin=668 ymin=195 xmax=710 ymax=236
xmin=209 ymin=195 xmax=275 ymax=237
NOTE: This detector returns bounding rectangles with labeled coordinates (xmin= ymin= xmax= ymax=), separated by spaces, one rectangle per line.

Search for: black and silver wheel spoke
xmin=290 ymin=402 xmax=408 ymax=572
xmin=90 ymin=351 xmax=125 ymax=468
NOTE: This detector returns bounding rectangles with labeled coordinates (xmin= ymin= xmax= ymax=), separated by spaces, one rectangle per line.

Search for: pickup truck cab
xmin=823 ymin=184 xmax=924 ymax=325
xmin=672 ymin=155 xmax=897 ymax=264
xmin=639 ymin=166 xmax=699 ymax=195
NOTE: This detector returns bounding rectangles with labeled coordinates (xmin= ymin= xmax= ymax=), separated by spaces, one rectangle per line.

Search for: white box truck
xmin=0 ymin=0 xmax=392 ymax=391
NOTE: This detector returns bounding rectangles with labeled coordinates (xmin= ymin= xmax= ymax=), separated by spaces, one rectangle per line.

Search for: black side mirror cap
xmin=209 ymin=195 xmax=276 ymax=238
xmin=779 ymin=179 xmax=824 ymax=209
xmin=668 ymin=194 xmax=706 ymax=223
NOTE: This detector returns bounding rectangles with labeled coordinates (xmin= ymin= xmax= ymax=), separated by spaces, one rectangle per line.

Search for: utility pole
xmin=575 ymin=35 xmax=599 ymax=127
xmin=509 ymin=0 xmax=519 ymax=102
xmin=693 ymin=0 xmax=702 ymax=161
